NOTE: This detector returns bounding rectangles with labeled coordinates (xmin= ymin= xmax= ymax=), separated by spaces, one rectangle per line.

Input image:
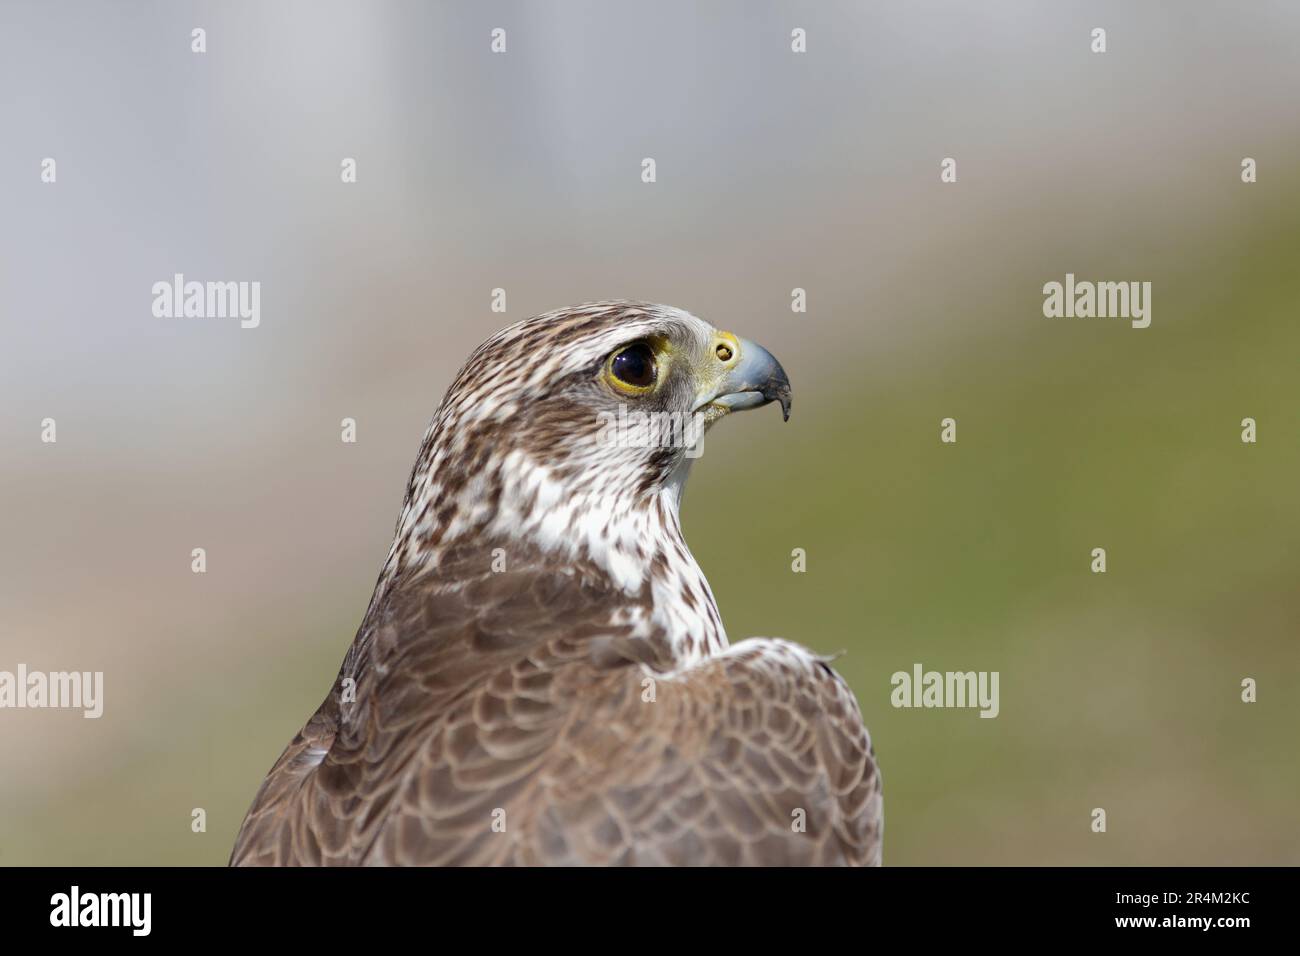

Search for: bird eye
xmin=608 ymin=343 xmax=657 ymax=392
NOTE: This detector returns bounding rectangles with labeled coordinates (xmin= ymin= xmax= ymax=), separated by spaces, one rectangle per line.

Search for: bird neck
xmin=377 ymin=450 xmax=728 ymax=667
xmin=640 ymin=478 xmax=730 ymax=665
xmin=483 ymin=462 xmax=728 ymax=665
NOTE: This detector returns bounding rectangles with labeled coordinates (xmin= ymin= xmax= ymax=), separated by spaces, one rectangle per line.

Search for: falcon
xmin=230 ymin=301 xmax=882 ymax=866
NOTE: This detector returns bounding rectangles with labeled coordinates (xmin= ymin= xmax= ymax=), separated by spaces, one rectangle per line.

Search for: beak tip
xmin=768 ymin=377 xmax=792 ymax=422
xmin=761 ymin=370 xmax=791 ymax=421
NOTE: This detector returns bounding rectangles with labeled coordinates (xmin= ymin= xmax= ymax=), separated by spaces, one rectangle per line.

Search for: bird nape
xmin=230 ymin=300 xmax=881 ymax=866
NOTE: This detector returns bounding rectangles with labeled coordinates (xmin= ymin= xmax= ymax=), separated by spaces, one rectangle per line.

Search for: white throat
xmin=492 ymin=453 xmax=729 ymax=664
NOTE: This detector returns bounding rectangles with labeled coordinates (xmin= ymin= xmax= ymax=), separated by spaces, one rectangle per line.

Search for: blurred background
xmin=1 ymin=1 xmax=1297 ymax=865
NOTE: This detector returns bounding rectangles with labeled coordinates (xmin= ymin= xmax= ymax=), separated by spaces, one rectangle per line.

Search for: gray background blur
xmin=1 ymin=1 xmax=1297 ymax=865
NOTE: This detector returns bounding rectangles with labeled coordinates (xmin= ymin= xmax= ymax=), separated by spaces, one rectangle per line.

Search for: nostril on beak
xmin=716 ymin=343 xmax=734 ymax=362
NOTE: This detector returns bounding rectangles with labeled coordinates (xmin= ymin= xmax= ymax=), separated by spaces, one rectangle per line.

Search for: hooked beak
xmin=705 ymin=337 xmax=792 ymax=421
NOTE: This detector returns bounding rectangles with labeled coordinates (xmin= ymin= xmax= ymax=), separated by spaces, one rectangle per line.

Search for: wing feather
xmin=230 ymin=552 xmax=881 ymax=866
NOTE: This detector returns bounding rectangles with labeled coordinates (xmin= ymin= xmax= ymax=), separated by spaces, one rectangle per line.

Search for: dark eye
xmin=609 ymin=343 xmax=657 ymax=390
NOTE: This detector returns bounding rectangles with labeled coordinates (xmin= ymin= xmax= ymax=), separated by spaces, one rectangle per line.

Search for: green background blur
xmin=2 ymin=1 xmax=1296 ymax=864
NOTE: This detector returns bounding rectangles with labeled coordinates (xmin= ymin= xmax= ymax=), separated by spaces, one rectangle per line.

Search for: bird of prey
xmin=230 ymin=301 xmax=882 ymax=866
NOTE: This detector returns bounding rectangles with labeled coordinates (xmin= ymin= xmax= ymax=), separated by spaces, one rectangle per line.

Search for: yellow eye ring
xmin=605 ymin=342 xmax=658 ymax=395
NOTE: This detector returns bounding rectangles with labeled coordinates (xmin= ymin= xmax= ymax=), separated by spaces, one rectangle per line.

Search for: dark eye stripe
xmin=611 ymin=344 xmax=656 ymax=388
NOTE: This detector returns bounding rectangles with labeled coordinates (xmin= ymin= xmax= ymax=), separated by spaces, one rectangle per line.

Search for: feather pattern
xmin=230 ymin=302 xmax=881 ymax=866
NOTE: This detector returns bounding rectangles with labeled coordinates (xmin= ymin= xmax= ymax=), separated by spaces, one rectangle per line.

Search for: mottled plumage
xmin=231 ymin=301 xmax=881 ymax=866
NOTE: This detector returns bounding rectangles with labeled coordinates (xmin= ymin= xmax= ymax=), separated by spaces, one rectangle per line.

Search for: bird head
xmin=383 ymin=301 xmax=792 ymax=657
